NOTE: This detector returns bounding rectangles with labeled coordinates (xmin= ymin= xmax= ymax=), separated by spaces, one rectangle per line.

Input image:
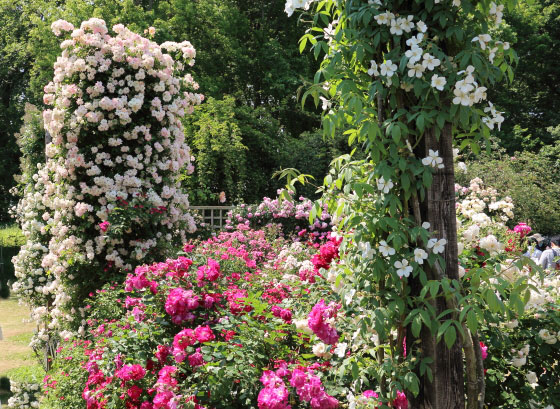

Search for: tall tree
xmin=0 ymin=0 xmax=37 ymax=222
xmin=490 ymin=0 xmax=560 ymax=152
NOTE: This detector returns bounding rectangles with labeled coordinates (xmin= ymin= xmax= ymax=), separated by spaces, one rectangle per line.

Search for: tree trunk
xmin=410 ymin=123 xmax=464 ymax=409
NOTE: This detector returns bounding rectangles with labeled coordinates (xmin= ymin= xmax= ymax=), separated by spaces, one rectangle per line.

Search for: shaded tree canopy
xmin=0 ymin=0 xmax=557 ymax=219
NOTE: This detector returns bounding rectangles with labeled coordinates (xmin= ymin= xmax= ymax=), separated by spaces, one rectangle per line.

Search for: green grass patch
xmin=0 ymin=224 xmax=25 ymax=247
xmin=3 ymin=365 xmax=44 ymax=382
xmin=8 ymin=332 xmax=33 ymax=345
xmin=0 ymin=366 xmax=44 ymax=406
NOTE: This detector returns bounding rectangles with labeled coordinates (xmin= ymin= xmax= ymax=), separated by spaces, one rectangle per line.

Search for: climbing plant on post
xmin=287 ymin=0 xmax=524 ymax=408
xmin=13 ymin=18 xmax=203 ymax=346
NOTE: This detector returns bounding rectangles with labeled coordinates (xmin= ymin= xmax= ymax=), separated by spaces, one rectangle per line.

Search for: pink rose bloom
xmin=393 ymin=391 xmax=408 ymax=409
xmin=99 ymin=221 xmax=110 ymax=232
xmin=479 ymin=341 xmax=488 ymax=360
xmin=308 ymin=300 xmax=340 ymax=345
xmin=289 ymin=369 xmax=307 ymax=389
xmin=157 ymin=366 xmax=178 ymax=387
xmin=188 ymin=348 xmax=204 ymax=367
xmin=116 ymin=364 xmax=145 ymax=381
xmin=513 ymin=222 xmax=532 ymax=238
xmin=194 ymin=325 xmax=215 ymax=343
xmin=127 ymin=385 xmax=143 ymax=401
xmin=155 ymin=345 xmax=170 ymax=365
xmin=363 ymin=390 xmax=378 ymax=399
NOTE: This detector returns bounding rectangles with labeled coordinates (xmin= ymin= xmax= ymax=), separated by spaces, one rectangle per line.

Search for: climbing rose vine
xmin=12 ymin=18 xmax=203 ymax=340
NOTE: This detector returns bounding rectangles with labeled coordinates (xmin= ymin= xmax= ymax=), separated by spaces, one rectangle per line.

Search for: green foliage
xmin=0 ymin=225 xmax=25 ymax=247
xmin=456 ymin=149 xmax=560 ymax=235
xmin=3 ymin=365 xmax=44 ymax=384
xmin=483 ymin=306 xmax=560 ymax=408
xmin=183 ymin=97 xmax=351 ymax=205
xmin=490 ymin=0 xmax=560 ymax=153
xmin=13 ymin=104 xmax=46 ymax=189
xmin=183 ymin=96 xmax=277 ymax=204
xmin=0 ymin=0 xmax=37 ymax=222
xmin=42 ymin=340 xmax=89 ymax=409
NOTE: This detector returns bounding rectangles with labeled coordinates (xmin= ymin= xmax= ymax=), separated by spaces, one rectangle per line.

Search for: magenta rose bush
xmin=42 ymin=226 xmax=413 ymax=409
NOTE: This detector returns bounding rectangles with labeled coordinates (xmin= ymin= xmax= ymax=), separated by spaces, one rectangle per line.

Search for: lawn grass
xmin=0 ymin=297 xmax=39 ymax=406
xmin=0 ymin=297 xmax=36 ymax=377
xmin=0 ymin=224 xmax=25 ymax=247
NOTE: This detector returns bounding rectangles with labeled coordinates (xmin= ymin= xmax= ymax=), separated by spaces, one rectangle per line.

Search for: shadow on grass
xmin=0 ymin=375 xmax=12 ymax=403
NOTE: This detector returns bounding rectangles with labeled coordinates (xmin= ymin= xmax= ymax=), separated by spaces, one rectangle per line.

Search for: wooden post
xmin=410 ymin=123 xmax=464 ymax=409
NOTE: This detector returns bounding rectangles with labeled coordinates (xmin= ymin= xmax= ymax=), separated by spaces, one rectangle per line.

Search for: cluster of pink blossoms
xmin=271 ymin=305 xmax=293 ymax=323
xmin=14 ymin=16 xmax=205 ymax=335
xmin=513 ymin=222 xmax=532 ymax=238
xmin=225 ymin=191 xmax=333 ymax=242
xmin=257 ymin=366 xmax=339 ymax=409
xmin=290 ymin=368 xmax=339 ymax=409
xmin=258 ymin=371 xmax=291 ymax=409
xmin=152 ymin=366 xmax=205 ymax=409
xmin=72 ymin=227 xmax=353 ymax=409
xmin=311 ymin=235 xmax=341 ymax=272
xmin=83 ymin=348 xmax=113 ymax=409
xmin=196 ymin=258 xmax=221 ymax=284
xmin=308 ymin=300 xmax=341 ymax=345
xmin=479 ymin=341 xmax=488 ymax=360
xmin=165 ymin=288 xmax=200 ymax=324
xmin=172 ymin=325 xmax=215 ymax=363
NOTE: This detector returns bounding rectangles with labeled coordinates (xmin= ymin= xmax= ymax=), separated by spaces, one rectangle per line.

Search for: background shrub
xmin=456 ymin=148 xmax=560 ymax=235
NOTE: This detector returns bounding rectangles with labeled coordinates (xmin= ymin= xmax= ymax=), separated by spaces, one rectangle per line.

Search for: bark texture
xmin=409 ymin=123 xmax=465 ymax=409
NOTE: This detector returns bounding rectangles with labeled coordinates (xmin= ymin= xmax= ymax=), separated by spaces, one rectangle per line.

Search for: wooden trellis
xmin=189 ymin=206 xmax=234 ymax=229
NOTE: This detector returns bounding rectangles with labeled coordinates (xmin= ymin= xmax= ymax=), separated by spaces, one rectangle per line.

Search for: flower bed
xmin=41 ymin=176 xmax=560 ymax=409
xmin=43 ymin=227 xmax=360 ymax=409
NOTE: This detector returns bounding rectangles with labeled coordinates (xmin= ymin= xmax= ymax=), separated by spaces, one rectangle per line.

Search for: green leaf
xmin=391 ymin=124 xmax=401 ymax=142
xmin=401 ymin=173 xmax=410 ymax=191
xmin=406 ymin=372 xmax=420 ymax=397
xmin=444 ymin=325 xmax=457 ymax=348
xmin=417 ymin=114 xmax=425 ymax=132
xmin=507 ymin=66 xmax=514 ymax=83
xmin=466 ymin=309 xmax=478 ymax=334
xmin=412 ymin=315 xmax=422 ymax=337
xmin=299 ymin=36 xmax=308 ymax=53
xmin=422 ymin=170 xmax=432 ymax=188
xmin=351 ymin=361 xmax=359 ymax=380
xmin=485 ymin=290 xmax=503 ymax=313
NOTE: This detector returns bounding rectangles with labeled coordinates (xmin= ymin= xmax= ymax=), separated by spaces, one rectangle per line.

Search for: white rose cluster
xmin=7 ymin=380 xmax=41 ymax=409
xmin=13 ymin=18 xmax=203 ymax=334
xmin=456 ymin=178 xmax=514 ymax=223
xmin=538 ymin=328 xmax=560 ymax=345
xmin=510 ymin=344 xmax=530 ymax=368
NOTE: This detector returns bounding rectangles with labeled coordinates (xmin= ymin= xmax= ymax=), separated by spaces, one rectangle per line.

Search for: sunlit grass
xmin=0 ymin=224 xmax=25 ymax=247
